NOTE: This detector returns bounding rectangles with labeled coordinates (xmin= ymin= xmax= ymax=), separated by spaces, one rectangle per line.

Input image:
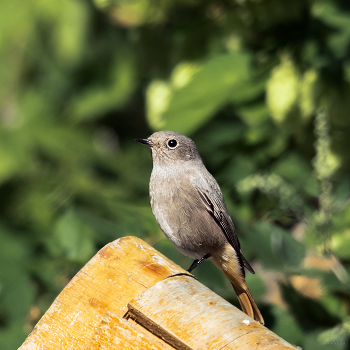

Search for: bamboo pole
xmin=19 ymin=236 xmax=297 ymax=350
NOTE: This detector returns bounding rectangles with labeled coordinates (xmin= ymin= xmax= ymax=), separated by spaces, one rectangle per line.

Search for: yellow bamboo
xmin=19 ymin=236 xmax=297 ymax=350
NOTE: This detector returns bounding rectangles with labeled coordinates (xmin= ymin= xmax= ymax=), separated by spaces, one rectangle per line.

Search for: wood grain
xmin=86 ymin=312 xmax=173 ymax=350
xmin=19 ymin=236 xmax=185 ymax=350
xmin=19 ymin=236 xmax=296 ymax=350
xmin=126 ymin=276 xmax=296 ymax=350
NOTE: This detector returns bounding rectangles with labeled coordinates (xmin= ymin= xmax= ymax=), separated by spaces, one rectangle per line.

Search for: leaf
xmin=147 ymin=52 xmax=251 ymax=134
xmin=318 ymin=321 xmax=350 ymax=348
xmin=245 ymin=222 xmax=305 ymax=270
xmin=0 ymin=225 xmax=35 ymax=349
xmin=244 ymin=120 xmax=274 ymax=145
xmin=298 ymin=69 xmax=318 ymax=120
xmin=267 ymin=56 xmax=299 ymax=123
xmin=238 ymin=103 xmax=270 ymax=126
xmin=312 ymin=2 xmax=350 ymax=59
xmin=70 ymin=53 xmax=136 ymax=121
xmin=304 ymin=329 xmax=347 ymax=350
xmin=331 ymin=229 xmax=350 ymax=259
xmin=237 ymin=173 xmax=304 ymax=214
xmin=272 ymin=153 xmax=312 ymax=188
xmin=270 ymin=226 xmax=306 ymax=269
xmin=244 ymin=272 xmax=266 ymax=299
xmin=195 ymin=121 xmax=246 ymax=151
xmin=219 ymin=155 xmax=256 ymax=185
xmin=94 ymin=0 xmax=169 ymax=27
xmin=146 ymin=80 xmax=172 ymax=130
xmin=271 ymin=305 xmax=303 ymax=346
xmin=48 ymin=208 xmax=95 ymax=263
xmin=52 ymin=0 xmax=89 ymax=67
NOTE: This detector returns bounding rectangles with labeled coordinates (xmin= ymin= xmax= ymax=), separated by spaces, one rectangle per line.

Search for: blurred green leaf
xmin=246 ymin=222 xmax=305 ymax=270
xmin=50 ymin=0 xmax=89 ymax=68
xmin=94 ymin=0 xmax=171 ymax=27
xmin=331 ymin=229 xmax=350 ymax=259
xmin=0 ymin=225 xmax=35 ymax=349
xmin=312 ymin=1 xmax=350 ymax=59
xmin=299 ymin=69 xmax=319 ymax=120
xmin=238 ymin=103 xmax=270 ymax=127
xmin=244 ymin=272 xmax=266 ymax=300
xmin=272 ymin=153 xmax=312 ymax=188
xmin=147 ymin=52 xmax=251 ymax=134
xmin=270 ymin=226 xmax=305 ymax=269
xmin=318 ymin=318 xmax=350 ymax=348
xmin=220 ymin=155 xmax=257 ymax=184
xmin=48 ymin=208 xmax=95 ymax=263
xmin=71 ymin=53 xmax=137 ymax=121
xmin=271 ymin=305 xmax=303 ymax=345
xmin=267 ymin=56 xmax=299 ymax=123
xmin=304 ymin=329 xmax=347 ymax=350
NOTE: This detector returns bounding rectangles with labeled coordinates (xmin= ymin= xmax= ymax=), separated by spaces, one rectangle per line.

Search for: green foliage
xmin=147 ymin=52 xmax=251 ymax=133
xmin=1 ymin=0 xmax=350 ymax=348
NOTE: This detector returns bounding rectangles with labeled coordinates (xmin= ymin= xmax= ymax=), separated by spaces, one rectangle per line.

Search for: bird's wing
xmin=192 ymin=172 xmax=255 ymax=275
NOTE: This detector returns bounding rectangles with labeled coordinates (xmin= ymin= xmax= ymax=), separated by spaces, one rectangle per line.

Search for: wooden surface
xmin=126 ymin=276 xmax=295 ymax=350
xmin=19 ymin=236 xmax=297 ymax=350
xmin=86 ymin=312 xmax=173 ymax=350
xmin=19 ymin=236 xmax=185 ymax=350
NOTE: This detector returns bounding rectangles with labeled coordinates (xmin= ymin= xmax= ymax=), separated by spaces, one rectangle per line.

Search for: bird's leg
xmin=187 ymin=254 xmax=211 ymax=273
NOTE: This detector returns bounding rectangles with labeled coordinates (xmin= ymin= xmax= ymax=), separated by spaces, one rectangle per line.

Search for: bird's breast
xmin=149 ymin=169 xmax=186 ymax=244
xmin=149 ymin=167 xmax=225 ymax=258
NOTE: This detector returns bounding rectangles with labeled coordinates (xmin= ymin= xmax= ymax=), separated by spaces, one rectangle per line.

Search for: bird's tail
xmin=211 ymin=246 xmax=264 ymax=325
xmin=230 ymin=281 xmax=264 ymax=325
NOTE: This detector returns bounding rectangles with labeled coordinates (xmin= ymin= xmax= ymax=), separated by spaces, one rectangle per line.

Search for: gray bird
xmin=136 ymin=130 xmax=264 ymax=325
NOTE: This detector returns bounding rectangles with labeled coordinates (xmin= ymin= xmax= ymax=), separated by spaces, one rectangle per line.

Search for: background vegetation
xmin=1 ymin=0 xmax=350 ymax=348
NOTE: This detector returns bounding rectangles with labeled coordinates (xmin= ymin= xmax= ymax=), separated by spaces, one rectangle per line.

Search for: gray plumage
xmin=136 ymin=130 xmax=264 ymax=324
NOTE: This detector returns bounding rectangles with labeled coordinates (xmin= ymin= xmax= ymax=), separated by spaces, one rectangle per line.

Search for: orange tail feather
xmin=231 ymin=282 xmax=264 ymax=325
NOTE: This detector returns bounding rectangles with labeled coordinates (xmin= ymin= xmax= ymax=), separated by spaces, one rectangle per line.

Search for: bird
xmin=136 ymin=130 xmax=264 ymax=325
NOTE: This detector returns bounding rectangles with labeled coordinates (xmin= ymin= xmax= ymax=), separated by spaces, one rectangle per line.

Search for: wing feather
xmin=195 ymin=185 xmax=255 ymax=275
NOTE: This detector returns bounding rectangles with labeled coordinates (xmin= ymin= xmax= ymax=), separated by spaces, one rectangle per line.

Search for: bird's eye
xmin=167 ymin=139 xmax=178 ymax=149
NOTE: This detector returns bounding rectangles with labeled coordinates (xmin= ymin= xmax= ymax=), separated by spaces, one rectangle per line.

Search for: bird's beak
xmin=135 ymin=138 xmax=153 ymax=147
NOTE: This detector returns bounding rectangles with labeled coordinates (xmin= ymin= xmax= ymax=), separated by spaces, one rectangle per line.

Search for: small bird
xmin=136 ymin=131 xmax=264 ymax=325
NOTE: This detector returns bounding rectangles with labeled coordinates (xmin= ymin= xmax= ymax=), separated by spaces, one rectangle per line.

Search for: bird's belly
xmin=150 ymin=190 xmax=224 ymax=259
xmin=151 ymin=202 xmax=181 ymax=246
